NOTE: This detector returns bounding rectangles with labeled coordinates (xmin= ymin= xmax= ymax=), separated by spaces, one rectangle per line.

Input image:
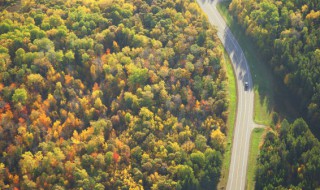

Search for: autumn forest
xmin=0 ymin=0 xmax=229 ymax=189
xmin=1 ymin=0 xmax=320 ymax=189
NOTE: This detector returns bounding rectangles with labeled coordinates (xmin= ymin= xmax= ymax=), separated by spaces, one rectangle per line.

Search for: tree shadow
xmin=198 ymin=0 xmax=300 ymax=125
xmin=216 ymin=1 xmax=299 ymax=124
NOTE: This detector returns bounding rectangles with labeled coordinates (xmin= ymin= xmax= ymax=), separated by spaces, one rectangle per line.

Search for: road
xmin=196 ymin=0 xmax=256 ymax=189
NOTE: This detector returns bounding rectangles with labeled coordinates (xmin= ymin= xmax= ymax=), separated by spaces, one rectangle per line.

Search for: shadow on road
xmin=210 ymin=0 xmax=299 ymax=124
xmin=198 ymin=0 xmax=253 ymax=92
xmin=222 ymin=27 xmax=253 ymax=92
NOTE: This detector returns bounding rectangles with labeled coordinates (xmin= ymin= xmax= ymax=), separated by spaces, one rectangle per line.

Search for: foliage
xmin=0 ymin=0 xmax=228 ymax=189
xmin=229 ymin=0 xmax=320 ymax=130
xmin=255 ymin=119 xmax=320 ymax=189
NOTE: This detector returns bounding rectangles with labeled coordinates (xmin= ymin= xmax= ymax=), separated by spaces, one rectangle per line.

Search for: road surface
xmin=196 ymin=0 xmax=256 ymax=189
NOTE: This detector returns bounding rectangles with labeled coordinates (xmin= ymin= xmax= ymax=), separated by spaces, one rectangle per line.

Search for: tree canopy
xmin=255 ymin=119 xmax=320 ymax=189
xmin=229 ymin=0 xmax=320 ymax=131
xmin=0 ymin=0 xmax=229 ymax=189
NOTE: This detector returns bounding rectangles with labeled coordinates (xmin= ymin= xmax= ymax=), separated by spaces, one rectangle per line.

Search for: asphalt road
xmin=196 ymin=0 xmax=256 ymax=189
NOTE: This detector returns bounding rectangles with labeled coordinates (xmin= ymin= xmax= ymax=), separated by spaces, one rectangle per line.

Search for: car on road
xmin=244 ymin=82 xmax=249 ymax=91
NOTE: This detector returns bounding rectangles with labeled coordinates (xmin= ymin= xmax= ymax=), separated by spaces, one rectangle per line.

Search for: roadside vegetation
xmin=217 ymin=2 xmax=271 ymax=188
xmin=246 ymin=128 xmax=265 ymax=190
xmin=218 ymin=48 xmax=237 ymax=189
xmin=213 ymin=10 xmax=270 ymax=186
xmin=218 ymin=0 xmax=320 ymax=189
xmin=217 ymin=1 xmax=273 ymax=126
xmin=227 ymin=0 xmax=319 ymax=134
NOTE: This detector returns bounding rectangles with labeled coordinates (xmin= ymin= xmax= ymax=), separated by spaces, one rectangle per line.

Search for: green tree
xmin=34 ymin=38 xmax=55 ymax=53
xmin=127 ymin=67 xmax=148 ymax=88
xmin=64 ymin=50 xmax=75 ymax=64
xmin=175 ymin=165 xmax=199 ymax=190
xmin=12 ymin=88 xmax=28 ymax=104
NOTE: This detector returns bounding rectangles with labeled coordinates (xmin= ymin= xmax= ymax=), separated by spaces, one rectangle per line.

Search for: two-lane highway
xmin=196 ymin=0 xmax=256 ymax=189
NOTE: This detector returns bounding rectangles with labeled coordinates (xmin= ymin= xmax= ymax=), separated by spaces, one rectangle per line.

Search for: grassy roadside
xmin=217 ymin=1 xmax=273 ymax=126
xmin=216 ymin=2 xmax=271 ymax=189
xmin=215 ymin=1 xmax=299 ymax=189
xmin=218 ymin=48 xmax=237 ymax=189
xmin=246 ymin=128 xmax=265 ymax=190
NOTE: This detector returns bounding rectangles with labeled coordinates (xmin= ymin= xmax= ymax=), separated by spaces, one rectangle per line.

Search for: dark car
xmin=244 ymin=82 xmax=249 ymax=91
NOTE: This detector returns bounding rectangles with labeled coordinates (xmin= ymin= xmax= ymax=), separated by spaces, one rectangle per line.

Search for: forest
xmin=228 ymin=0 xmax=320 ymax=131
xmin=227 ymin=0 xmax=320 ymax=188
xmin=255 ymin=118 xmax=320 ymax=189
xmin=0 ymin=0 xmax=229 ymax=189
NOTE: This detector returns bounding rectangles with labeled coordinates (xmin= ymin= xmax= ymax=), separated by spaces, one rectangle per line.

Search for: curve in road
xmin=197 ymin=0 xmax=256 ymax=189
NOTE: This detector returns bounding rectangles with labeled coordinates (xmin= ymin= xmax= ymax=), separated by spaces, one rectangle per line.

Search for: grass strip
xmin=216 ymin=1 xmax=299 ymax=189
xmin=217 ymin=1 xmax=273 ymax=125
xmin=246 ymin=128 xmax=265 ymax=190
xmin=218 ymin=48 xmax=237 ymax=189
